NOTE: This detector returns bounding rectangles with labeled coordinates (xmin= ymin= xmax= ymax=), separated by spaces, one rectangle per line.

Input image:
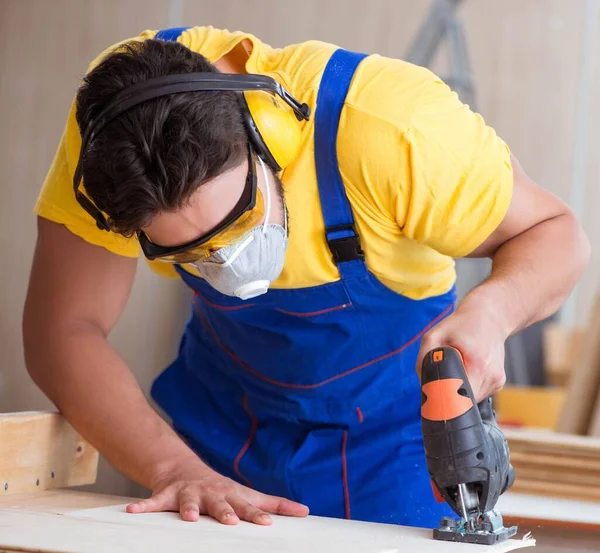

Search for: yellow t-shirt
xmin=35 ymin=26 xmax=513 ymax=300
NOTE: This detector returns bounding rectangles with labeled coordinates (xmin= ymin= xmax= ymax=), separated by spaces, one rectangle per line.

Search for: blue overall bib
xmin=151 ymin=30 xmax=456 ymax=528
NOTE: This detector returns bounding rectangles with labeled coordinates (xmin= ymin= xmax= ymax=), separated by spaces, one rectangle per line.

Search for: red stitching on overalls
xmin=341 ymin=430 xmax=351 ymax=519
xmin=195 ymin=291 xmax=350 ymax=317
xmin=355 ymin=407 xmax=364 ymax=424
xmin=196 ymin=304 xmax=453 ymax=389
xmin=233 ymin=396 xmax=258 ymax=488
xmin=195 ymin=291 xmax=256 ymax=311
xmin=275 ymin=303 xmax=352 ymax=317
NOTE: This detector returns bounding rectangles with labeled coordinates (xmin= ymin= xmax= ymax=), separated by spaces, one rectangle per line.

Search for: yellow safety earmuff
xmin=73 ymin=73 xmax=311 ymax=231
xmin=240 ymin=90 xmax=303 ymax=172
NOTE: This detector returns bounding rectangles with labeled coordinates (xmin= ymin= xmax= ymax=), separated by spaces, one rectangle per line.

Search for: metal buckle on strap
xmin=327 ymin=224 xmax=364 ymax=263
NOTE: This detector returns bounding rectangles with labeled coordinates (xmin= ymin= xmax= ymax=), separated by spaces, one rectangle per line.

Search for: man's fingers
xmin=126 ymin=479 xmax=308 ymax=526
xmin=228 ymin=496 xmax=272 ymax=525
xmin=178 ymin=488 xmax=201 ymax=522
xmin=256 ymin=494 xmax=310 ymax=517
xmin=126 ymin=489 xmax=175 ymax=514
xmin=203 ymin=498 xmax=240 ymax=525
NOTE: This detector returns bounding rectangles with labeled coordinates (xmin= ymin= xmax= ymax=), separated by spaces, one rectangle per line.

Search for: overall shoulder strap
xmin=154 ymin=27 xmax=191 ymax=41
xmin=314 ymin=48 xmax=368 ymax=277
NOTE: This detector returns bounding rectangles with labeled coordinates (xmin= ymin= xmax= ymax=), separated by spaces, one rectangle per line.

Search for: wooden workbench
xmin=0 ymin=411 xmax=596 ymax=552
xmin=0 ymin=488 xmax=598 ymax=553
xmin=0 ymin=489 xmax=539 ymax=553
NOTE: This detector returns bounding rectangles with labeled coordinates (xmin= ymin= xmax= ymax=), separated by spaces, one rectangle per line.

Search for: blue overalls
xmin=151 ymin=29 xmax=457 ymax=528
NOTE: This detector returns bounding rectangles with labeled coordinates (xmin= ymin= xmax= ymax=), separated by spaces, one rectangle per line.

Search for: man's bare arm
xmin=23 ymin=218 xmax=203 ymax=488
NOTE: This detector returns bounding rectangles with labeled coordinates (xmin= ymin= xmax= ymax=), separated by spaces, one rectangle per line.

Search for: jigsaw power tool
xmin=420 ymin=346 xmax=517 ymax=545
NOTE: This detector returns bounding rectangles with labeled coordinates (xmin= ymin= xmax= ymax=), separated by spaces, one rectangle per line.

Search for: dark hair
xmin=75 ymin=39 xmax=248 ymax=236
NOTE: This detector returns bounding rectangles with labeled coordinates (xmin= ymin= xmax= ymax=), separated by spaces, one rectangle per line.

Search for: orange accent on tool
xmin=433 ymin=350 xmax=444 ymax=362
xmin=421 ymin=378 xmax=473 ymax=421
xmin=431 ymin=479 xmax=445 ymax=503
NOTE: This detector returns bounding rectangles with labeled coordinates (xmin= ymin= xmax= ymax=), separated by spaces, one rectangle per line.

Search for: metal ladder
xmin=406 ymin=0 xmax=476 ymax=109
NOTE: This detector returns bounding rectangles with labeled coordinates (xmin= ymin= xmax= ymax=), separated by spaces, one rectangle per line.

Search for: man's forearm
xmin=24 ymin=323 xmax=207 ymax=490
xmin=460 ymin=211 xmax=590 ymax=338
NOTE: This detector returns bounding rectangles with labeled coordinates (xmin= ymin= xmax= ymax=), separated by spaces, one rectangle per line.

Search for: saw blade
xmin=456 ymin=483 xmax=480 ymax=530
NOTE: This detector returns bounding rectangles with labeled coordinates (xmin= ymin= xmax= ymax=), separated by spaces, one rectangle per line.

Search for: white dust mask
xmin=192 ymin=156 xmax=288 ymax=300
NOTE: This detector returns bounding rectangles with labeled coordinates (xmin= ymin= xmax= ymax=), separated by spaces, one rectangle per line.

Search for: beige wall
xmin=1 ymin=0 xmax=597 ymax=496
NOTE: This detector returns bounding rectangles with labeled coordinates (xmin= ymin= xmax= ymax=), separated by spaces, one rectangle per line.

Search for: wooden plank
xmin=510 ymin=454 xmax=600 ymax=472
xmin=512 ymin=466 xmax=600 ymax=487
xmin=509 ymin=451 xmax=600 ymax=471
xmin=0 ymin=505 xmax=536 ymax=553
xmin=555 ymin=292 xmax=600 ymax=435
xmin=504 ymin=427 xmax=600 ymax=453
xmin=0 ymin=411 xmax=98 ymax=495
xmin=511 ymin=479 xmax=600 ymax=503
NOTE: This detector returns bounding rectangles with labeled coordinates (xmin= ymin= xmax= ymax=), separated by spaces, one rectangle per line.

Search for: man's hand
xmin=126 ymin=459 xmax=309 ymax=525
xmin=416 ymin=293 xmax=509 ymax=403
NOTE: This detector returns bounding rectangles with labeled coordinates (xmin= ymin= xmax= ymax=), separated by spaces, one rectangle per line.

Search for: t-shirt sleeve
xmin=34 ymin=98 xmax=140 ymax=258
xmin=395 ymin=79 xmax=513 ymax=258
xmin=340 ymin=57 xmax=514 ymax=259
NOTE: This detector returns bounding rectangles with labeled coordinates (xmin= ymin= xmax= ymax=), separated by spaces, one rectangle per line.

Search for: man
xmin=23 ymin=25 xmax=589 ymax=529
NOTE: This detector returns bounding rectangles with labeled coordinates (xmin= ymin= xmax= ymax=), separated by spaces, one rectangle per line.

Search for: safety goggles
xmin=137 ymin=147 xmax=265 ymax=264
xmin=74 ymin=139 xmax=265 ymax=264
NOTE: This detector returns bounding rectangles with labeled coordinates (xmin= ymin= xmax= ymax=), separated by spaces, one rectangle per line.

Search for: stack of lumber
xmin=504 ymin=427 xmax=600 ymax=503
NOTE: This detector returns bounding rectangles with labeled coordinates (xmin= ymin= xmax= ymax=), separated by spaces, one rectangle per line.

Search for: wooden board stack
xmin=504 ymin=427 xmax=600 ymax=503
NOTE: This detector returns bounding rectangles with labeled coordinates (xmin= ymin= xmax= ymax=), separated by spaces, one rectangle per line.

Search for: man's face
xmin=143 ymin=157 xmax=286 ymax=249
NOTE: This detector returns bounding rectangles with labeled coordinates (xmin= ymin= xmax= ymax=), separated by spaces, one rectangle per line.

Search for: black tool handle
xmin=420 ymin=347 xmax=514 ymax=515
